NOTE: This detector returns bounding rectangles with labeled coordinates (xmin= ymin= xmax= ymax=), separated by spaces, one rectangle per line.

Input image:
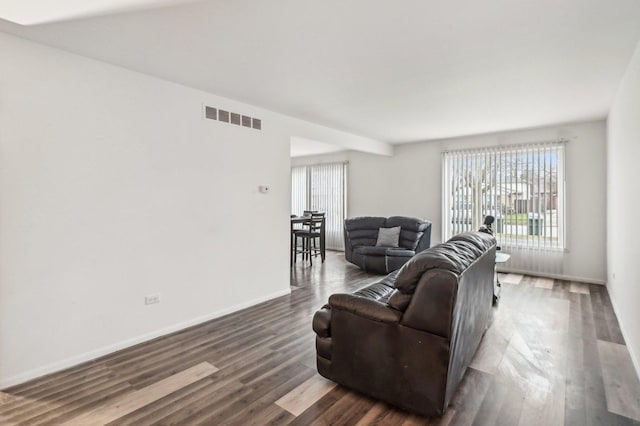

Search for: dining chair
xmin=293 ymin=212 xmax=325 ymax=265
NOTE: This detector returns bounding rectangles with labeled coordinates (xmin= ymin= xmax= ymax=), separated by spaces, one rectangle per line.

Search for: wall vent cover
xmin=205 ymin=105 xmax=261 ymax=130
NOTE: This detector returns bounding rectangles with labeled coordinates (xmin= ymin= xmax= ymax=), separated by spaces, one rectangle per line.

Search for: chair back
xmin=301 ymin=212 xmax=324 ymax=234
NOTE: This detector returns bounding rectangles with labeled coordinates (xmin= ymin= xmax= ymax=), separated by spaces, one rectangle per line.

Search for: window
xmin=442 ymin=141 xmax=565 ymax=250
xmin=291 ymin=162 xmax=348 ymax=250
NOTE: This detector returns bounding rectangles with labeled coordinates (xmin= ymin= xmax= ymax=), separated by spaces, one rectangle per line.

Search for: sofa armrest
xmin=312 ymin=305 xmax=332 ymax=337
xmin=329 ymin=294 xmax=402 ymax=323
xmin=415 ymin=222 xmax=433 ymax=253
xmin=343 ymin=224 xmax=354 ymax=262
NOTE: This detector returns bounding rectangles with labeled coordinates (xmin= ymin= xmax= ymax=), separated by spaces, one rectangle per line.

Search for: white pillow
xmin=376 ymin=226 xmax=401 ymax=247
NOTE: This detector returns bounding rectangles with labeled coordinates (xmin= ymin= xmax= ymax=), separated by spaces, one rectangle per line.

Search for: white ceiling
xmin=2 ymin=0 xmax=640 ymax=147
xmin=0 ymin=0 xmax=205 ymax=25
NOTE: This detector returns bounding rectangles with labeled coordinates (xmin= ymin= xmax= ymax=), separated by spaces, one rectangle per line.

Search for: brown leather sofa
xmin=312 ymin=232 xmax=496 ymax=417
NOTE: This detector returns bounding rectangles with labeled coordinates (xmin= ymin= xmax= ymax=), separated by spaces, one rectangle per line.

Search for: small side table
xmin=494 ymin=252 xmax=510 ymax=305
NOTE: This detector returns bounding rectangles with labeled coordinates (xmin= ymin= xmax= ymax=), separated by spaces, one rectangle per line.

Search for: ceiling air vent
xmin=204 ymin=105 xmax=261 ymax=131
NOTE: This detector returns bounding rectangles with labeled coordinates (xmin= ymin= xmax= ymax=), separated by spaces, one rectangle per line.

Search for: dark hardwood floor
xmin=1 ymin=251 xmax=640 ymax=425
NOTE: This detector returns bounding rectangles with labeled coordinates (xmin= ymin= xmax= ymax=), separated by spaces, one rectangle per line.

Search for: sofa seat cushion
xmin=354 ymin=246 xmax=415 ymax=257
xmin=354 ymin=246 xmax=389 ymax=256
xmin=386 ymin=248 xmax=415 ymax=257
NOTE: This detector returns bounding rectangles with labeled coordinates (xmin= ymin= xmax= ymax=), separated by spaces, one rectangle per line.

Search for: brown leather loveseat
xmin=312 ymin=232 xmax=496 ymax=417
xmin=344 ymin=216 xmax=432 ymax=274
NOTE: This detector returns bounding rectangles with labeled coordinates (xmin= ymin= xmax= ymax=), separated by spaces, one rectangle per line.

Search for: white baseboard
xmin=496 ymin=267 xmax=606 ymax=285
xmin=0 ymin=287 xmax=291 ymax=389
xmin=606 ymin=282 xmax=640 ymax=382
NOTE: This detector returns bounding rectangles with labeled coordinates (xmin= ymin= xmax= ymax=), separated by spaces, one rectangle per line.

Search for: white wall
xmin=0 ymin=32 xmax=385 ymax=387
xmin=294 ymin=120 xmax=607 ymax=284
xmin=607 ymin=40 xmax=640 ymax=376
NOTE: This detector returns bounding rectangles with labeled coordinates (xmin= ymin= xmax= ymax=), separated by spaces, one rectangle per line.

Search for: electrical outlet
xmin=145 ymin=294 xmax=160 ymax=305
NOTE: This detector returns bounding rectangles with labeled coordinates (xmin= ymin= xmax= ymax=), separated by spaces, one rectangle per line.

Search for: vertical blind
xmin=291 ymin=166 xmax=307 ymax=219
xmin=442 ymin=141 xmax=566 ymax=252
xmin=291 ymin=162 xmax=348 ymax=250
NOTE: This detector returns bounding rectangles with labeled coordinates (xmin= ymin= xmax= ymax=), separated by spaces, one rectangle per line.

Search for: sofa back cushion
xmin=386 ymin=216 xmax=431 ymax=250
xmin=344 ymin=217 xmax=387 ymax=247
xmin=393 ymin=232 xmax=495 ymax=295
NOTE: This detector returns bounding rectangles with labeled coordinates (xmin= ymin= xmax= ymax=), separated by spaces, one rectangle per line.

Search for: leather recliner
xmin=312 ymin=231 xmax=496 ymax=417
xmin=344 ymin=216 xmax=432 ymax=274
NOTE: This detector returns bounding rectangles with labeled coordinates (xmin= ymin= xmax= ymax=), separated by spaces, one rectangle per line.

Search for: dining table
xmin=290 ymin=215 xmax=326 ymax=266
